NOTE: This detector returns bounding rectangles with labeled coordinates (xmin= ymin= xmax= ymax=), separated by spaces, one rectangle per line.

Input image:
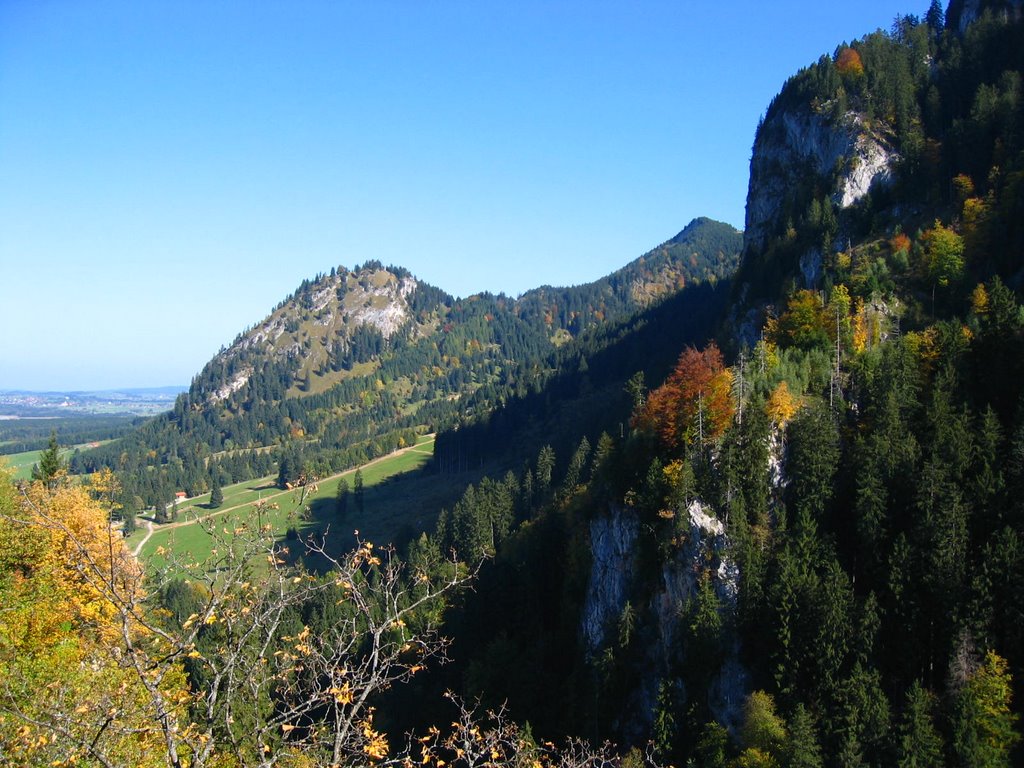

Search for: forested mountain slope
xmin=74 ymin=218 xmax=740 ymax=509
xmin=7 ymin=2 xmax=1024 ymax=766
xmin=405 ymin=3 xmax=1024 ymax=765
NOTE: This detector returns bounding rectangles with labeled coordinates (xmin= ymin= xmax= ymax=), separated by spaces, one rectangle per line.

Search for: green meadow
xmin=1 ymin=442 xmax=110 ymax=481
xmin=132 ymin=435 xmax=467 ymax=571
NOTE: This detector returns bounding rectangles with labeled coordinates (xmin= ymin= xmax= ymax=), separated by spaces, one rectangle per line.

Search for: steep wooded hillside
xmin=8 ymin=3 xmax=1024 ymax=767
xmin=76 ymin=218 xmax=740 ymax=508
xmin=408 ymin=4 xmax=1024 ymax=766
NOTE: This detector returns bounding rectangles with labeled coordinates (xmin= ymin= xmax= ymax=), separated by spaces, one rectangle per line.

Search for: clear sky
xmin=1 ymin=0 xmax=913 ymax=391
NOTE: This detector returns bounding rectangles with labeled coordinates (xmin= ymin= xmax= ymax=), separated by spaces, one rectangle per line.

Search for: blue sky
xmin=1 ymin=1 xmax=912 ymax=390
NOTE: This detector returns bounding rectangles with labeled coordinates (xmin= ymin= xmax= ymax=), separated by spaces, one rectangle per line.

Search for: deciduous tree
xmin=636 ymin=343 xmax=734 ymax=451
xmin=952 ymin=650 xmax=1020 ymax=767
xmin=0 ymin=470 xmax=476 ymax=767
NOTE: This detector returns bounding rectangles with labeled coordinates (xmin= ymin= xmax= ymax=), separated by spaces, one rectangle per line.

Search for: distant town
xmin=0 ymin=386 xmax=184 ymax=418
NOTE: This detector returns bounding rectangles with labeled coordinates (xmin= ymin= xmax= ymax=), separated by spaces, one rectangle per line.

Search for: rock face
xmin=948 ymin=0 xmax=1024 ymax=34
xmin=203 ymin=268 xmax=420 ymax=404
xmin=656 ymin=501 xmax=746 ymax=731
xmin=581 ymin=506 xmax=639 ymax=654
xmin=581 ymin=500 xmax=747 ymax=739
xmin=659 ymin=501 xmax=740 ymax=619
xmin=745 ymin=108 xmax=898 ymax=254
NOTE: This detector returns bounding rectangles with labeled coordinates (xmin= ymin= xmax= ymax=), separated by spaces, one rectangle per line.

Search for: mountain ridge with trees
xmin=4 ymin=2 xmax=1024 ymax=766
xmin=72 ymin=217 xmax=741 ymax=511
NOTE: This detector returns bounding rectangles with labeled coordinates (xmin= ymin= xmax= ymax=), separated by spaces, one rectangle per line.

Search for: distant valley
xmin=7 ymin=3 xmax=1024 ymax=764
xmin=0 ymin=386 xmax=184 ymax=417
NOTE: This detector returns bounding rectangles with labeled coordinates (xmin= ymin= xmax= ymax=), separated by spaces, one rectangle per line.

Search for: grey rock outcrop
xmin=745 ymin=108 xmax=898 ymax=254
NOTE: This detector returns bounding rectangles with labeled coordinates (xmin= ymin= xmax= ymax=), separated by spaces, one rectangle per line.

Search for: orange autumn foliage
xmin=836 ymin=47 xmax=865 ymax=78
xmin=635 ymin=343 xmax=734 ymax=450
xmin=890 ymin=232 xmax=912 ymax=256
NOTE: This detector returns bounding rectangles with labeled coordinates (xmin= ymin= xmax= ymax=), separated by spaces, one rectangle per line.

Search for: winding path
xmin=132 ymin=519 xmax=155 ymax=557
xmin=129 ymin=435 xmax=435 ymax=557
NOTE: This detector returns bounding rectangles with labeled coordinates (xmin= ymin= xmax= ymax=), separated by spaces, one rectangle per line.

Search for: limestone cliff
xmin=947 ymin=0 xmax=1024 ymax=34
xmin=581 ymin=500 xmax=747 ymax=739
xmin=745 ymin=107 xmax=898 ymax=257
xmin=201 ymin=267 xmax=422 ymax=405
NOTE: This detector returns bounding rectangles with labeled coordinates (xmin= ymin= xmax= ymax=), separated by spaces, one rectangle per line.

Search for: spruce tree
xmin=121 ymin=493 xmax=139 ymax=535
xmin=651 ymin=679 xmax=679 ymax=763
xmin=31 ymin=431 xmax=66 ymax=488
xmin=894 ymin=681 xmax=943 ymax=768
xmin=210 ymin=474 xmax=224 ymax=509
xmin=354 ymin=469 xmax=364 ymax=515
xmin=560 ymin=436 xmax=591 ymax=497
xmin=925 ymin=0 xmax=943 ymax=33
xmin=787 ymin=704 xmax=823 ymax=768
xmin=693 ymin=721 xmax=728 ymax=768
xmin=536 ymin=445 xmax=555 ymax=497
xmin=277 ymin=456 xmax=293 ymax=490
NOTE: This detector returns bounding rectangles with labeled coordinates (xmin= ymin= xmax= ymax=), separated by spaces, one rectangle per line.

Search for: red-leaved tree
xmin=634 ymin=343 xmax=734 ymax=451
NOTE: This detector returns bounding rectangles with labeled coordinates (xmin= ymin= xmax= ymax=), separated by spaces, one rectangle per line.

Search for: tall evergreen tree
xmin=651 ymin=679 xmax=680 ymax=763
xmin=924 ymin=0 xmax=943 ymax=33
xmin=786 ymin=704 xmax=823 ymax=768
xmin=560 ymin=436 xmax=591 ymax=498
xmin=894 ymin=681 xmax=943 ymax=768
xmin=786 ymin=402 xmax=840 ymax=524
xmin=121 ymin=493 xmax=138 ymax=535
xmin=31 ymin=430 xmax=66 ymax=488
xmin=536 ymin=445 xmax=556 ymax=497
xmin=354 ymin=469 xmax=365 ymax=515
xmin=209 ymin=473 xmax=224 ymax=509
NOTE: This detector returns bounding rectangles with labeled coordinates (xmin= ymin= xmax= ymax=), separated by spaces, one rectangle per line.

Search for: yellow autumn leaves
xmin=0 ymin=471 xmax=186 ymax=766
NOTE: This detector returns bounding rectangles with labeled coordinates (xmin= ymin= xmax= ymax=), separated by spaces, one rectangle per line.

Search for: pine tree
xmin=354 ymin=469 xmax=365 ymax=515
xmin=925 ymin=0 xmax=943 ymax=33
xmin=560 ymin=436 xmax=591 ymax=497
xmin=535 ymin=445 xmax=555 ymax=497
xmin=694 ymin=721 xmax=729 ymax=768
xmin=651 ymin=679 xmax=679 ymax=763
xmin=277 ymin=456 xmax=293 ymax=490
xmin=786 ymin=704 xmax=823 ymax=768
xmin=31 ymin=431 xmax=66 ymax=489
xmin=833 ymin=664 xmax=891 ymax=768
xmin=209 ymin=473 xmax=224 ymax=509
xmin=786 ymin=403 xmax=840 ymax=523
xmin=894 ymin=681 xmax=943 ymax=768
xmin=813 ymin=558 xmax=853 ymax=699
xmin=685 ymin=574 xmax=725 ymax=685
xmin=123 ymin=512 xmax=137 ymax=534
xmin=520 ymin=469 xmax=535 ymax=516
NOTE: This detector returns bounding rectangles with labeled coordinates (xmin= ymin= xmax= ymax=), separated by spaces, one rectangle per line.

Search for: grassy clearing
xmin=0 ymin=442 xmax=111 ymax=481
xmin=136 ymin=435 xmax=467 ymax=572
xmin=1 ymin=449 xmax=48 ymax=480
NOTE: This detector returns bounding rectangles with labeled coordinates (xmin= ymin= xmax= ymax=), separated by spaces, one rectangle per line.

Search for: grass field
xmin=132 ymin=435 xmax=471 ymax=572
xmin=0 ymin=442 xmax=110 ymax=481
